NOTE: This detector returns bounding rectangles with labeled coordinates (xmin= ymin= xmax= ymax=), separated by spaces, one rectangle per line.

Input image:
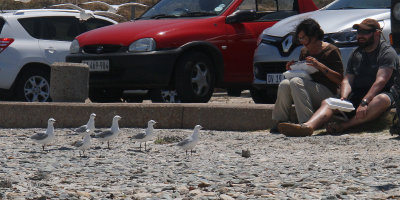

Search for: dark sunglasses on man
xmin=356 ymin=29 xmax=376 ymax=35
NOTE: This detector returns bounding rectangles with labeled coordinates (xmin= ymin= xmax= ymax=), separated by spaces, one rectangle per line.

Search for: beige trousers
xmin=272 ymin=77 xmax=334 ymax=123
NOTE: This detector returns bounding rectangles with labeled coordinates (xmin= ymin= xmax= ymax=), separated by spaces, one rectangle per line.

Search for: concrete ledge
xmin=0 ymin=102 xmax=276 ymax=131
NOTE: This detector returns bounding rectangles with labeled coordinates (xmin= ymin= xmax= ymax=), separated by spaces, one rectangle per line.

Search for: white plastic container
xmin=326 ymin=97 xmax=355 ymax=112
xmin=283 ymin=70 xmax=312 ymax=80
xmin=290 ymin=61 xmax=318 ymax=74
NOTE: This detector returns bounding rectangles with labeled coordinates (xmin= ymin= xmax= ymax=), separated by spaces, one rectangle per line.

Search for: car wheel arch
xmin=12 ymin=63 xmax=51 ymax=101
xmin=13 ymin=63 xmax=50 ymax=89
xmin=176 ymin=41 xmax=224 ymax=87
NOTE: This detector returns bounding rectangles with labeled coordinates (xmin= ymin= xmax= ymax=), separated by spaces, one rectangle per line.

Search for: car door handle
xmin=45 ymin=47 xmax=56 ymax=54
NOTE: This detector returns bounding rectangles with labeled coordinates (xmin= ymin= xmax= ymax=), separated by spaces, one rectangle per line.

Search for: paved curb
xmin=0 ymin=102 xmax=276 ymax=131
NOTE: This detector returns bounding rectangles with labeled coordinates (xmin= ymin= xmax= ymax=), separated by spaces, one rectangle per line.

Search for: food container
xmin=290 ymin=61 xmax=318 ymax=74
xmin=283 ymin=70 xmax=312 ymax=80
xmin=326 ymin=97 xmax=355 ymax=112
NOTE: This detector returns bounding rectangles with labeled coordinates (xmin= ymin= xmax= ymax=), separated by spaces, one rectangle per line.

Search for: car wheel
xmin=175 ymin=51 xmax=215 ymax=103
xmin=149 ymin=89 xmax=181 ymax=103
xmin=89 ymin=89 xmax=123 ymax=103
xmin=16 ymin=69 xmax=51 ymax=102
xmin=227 ymin=88 xmax=242 ymax=97
xmin=250 ymin=88 xmax=275 ymax=104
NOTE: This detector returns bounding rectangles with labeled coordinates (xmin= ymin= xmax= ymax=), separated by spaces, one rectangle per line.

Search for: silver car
xmin=251 ymin=0 xmax=391 ymax=103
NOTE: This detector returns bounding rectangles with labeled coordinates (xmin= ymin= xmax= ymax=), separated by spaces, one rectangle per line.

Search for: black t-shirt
xmin=346 ymin=41 xmax=398 ymax=92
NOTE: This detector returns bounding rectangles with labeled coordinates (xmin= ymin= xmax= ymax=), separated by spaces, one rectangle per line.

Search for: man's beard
xmin=358 ymin=36 xmax=374 ymax=48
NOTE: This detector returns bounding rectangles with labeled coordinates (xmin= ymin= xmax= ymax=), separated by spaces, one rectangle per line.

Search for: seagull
xmin=131 ymin=120 xmax=157 ymax=151
xmin=49 ymin=4 xmax=94 ymax=20
xmin=81 ymin=1 xmax=148 ymax=14
xmin=30 ymin=118 xmax=56 ymax=151
xmin=177 ymin=125 xmax=203 ymax=155
xmin=72 ymin=130 xmax=92 ymax=157
xmin=93 ymin=115 xmax=122 ymax=149
xmin=74 ymin=113 xmax=96 ymax=135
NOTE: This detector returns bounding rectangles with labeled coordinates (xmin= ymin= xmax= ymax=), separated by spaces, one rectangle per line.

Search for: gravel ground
xmin=1 ymin=92 xmax=400 ymax=199
xmin=1 ymin=126 xmax=400 ymax=199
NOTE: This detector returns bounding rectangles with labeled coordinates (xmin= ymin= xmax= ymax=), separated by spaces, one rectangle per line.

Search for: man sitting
xmin=278 ymin=18 xmax=399 ymax=136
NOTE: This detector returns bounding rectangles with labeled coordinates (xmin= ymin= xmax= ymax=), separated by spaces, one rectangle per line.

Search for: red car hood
xmin=76 ymin=17 xmax=223 ymax=47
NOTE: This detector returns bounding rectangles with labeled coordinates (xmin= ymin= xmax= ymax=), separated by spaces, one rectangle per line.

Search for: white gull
xmin=72 ymin=131 xmax=92 ymax=157
xmin=93 ymin=115 xmax=121 ymax=149
xmin=131 ymin=120 xmax=157 ymax=151
xmin=74 ymin=113 xmax=96 ymax=135
xmin=177 ymin=125 xmax=203 ymax=155
xmin=30 ymin=118 xmax=56 ymax=151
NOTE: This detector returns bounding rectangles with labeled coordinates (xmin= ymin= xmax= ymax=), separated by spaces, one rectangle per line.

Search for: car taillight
xmin=0 ymin=38 xmax=14 ymax=53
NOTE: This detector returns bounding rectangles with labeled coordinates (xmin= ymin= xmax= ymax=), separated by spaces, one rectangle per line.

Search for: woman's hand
xmin=305 ymin=56 xmax=321 ymax=70
xmin=286 ymin=60 xmax=295 ymax=70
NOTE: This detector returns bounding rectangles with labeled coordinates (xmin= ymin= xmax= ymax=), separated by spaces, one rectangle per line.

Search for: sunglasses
xmin=356 ymin=29 xmax=376 ymax=35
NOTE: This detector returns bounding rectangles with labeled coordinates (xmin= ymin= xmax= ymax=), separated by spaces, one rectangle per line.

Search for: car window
xmin=0 ymin=18 xmax=5 ymax=34
xmin=325 ymin=0 xmax=390 ymax=10
xmin=19 ymin=16 xmax=79 ymax=41
xmin=237 ymin=0 xmax=299 ymax=21
xmin=141 ymin=0 xmax=234 ymax=19
xmin=238 ymin=0 xmax=295 ymax=11
xmin=19 ymin=16 xmax=113 ymax=42
xmin=79 ymin=18 xmax=114 ymax=33
xmin=41 ymin=17 xmax=79 ymax=41
xmin=18 ymin=17 xmax=41 ymax=39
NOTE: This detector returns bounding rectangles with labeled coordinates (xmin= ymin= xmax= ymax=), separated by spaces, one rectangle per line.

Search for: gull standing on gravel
xmin=177 ymin=125 xmax=203 ymax=155
xmin=30 ymin=118 xmax=56 ymax=151
xmin=131 ymin=120 xmax=157 ymax=151
xmin=93 ymin=115 xmax=121 ymax=149
xmin=74 ymin=113 xmax=96 ymax=135
xmin=72 ymin=130 xmax=92 ymax=157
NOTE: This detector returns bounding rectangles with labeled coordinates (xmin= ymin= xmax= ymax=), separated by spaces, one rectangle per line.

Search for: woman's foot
xmin=278 ymin=122 xmax=314 ymax=137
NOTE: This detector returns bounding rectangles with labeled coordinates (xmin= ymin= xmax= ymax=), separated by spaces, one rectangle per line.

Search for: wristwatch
xmin=360 ymin=99 xmax=368 ymax=107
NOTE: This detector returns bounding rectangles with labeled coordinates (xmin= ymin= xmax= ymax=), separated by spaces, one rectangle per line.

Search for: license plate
xmin=266 ymin=73 xmax=284 ymax=84
xmin=82 ymin=60 xmax=110 ymax=72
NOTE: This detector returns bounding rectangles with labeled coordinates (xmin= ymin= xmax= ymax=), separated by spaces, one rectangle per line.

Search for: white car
xmin=0 ymin=9 xmax=117 ymax=102
xmin=251 ymin=0 xmax=391 ymax=103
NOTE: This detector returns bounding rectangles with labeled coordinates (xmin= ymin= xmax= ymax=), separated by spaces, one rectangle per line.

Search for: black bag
xmin=390 ymin=68 xmax=400 ymax=136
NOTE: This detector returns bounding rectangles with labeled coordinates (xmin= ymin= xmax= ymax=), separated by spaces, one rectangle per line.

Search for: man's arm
xmin=363 ymin=67 xmax=393 ymax=102
xmin=340 ymin=74 xmax=354 ymax=100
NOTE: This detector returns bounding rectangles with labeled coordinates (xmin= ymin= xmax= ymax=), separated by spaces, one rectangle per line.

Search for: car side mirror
xmin=226 ymin=10 xmax=257 ymax=24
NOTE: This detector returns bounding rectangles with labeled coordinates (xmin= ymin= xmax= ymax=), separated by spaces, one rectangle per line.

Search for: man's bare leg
xmin=338 ymin=94 xmax=391 ymax=131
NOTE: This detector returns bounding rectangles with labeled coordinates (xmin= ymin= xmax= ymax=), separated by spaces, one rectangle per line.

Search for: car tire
xmin=250 ymin=88 xmax=275 ymax=104
xmin=174 ymin=51 xmax=215 ymax=103
xmin=89 ymin=88 xmax=123 ymax=103
xmin=15 ymin=68 xmax=51 ymax=102
xmin=149 ymin=89 xmax=181 ymax=103
xmin=227 ymin=88 xmax=242 ymax=97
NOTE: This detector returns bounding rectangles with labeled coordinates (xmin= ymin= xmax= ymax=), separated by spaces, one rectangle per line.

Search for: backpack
xmin=390 ymin=68 xmax=400 ymax=136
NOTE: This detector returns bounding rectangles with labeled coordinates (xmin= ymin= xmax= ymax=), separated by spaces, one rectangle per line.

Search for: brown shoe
xmin=278 ymin=122 xmax=314 ymax=137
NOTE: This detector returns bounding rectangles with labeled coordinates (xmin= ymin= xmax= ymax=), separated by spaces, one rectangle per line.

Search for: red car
xmin=66 ymin=0 xmax=317 ymax=103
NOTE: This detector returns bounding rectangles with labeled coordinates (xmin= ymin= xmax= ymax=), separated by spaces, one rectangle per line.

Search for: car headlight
xmin=69 ymin=39 xmax=80 ymax=54
xmin=325 ymin=28 xmax=357 ymax=47
xmin=128 ymin=38 xmax=156 ymax=52
xmin=394 ymin=3 xmax=400 ymax=21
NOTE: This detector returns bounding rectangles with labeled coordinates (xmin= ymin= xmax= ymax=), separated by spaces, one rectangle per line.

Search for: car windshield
xmin=140 ymin=0 xmax=234 ymax=19
xmin=324 ymin=0 xmax=390 ymax=10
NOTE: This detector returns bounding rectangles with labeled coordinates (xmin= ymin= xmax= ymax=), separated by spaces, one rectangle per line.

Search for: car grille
xmin=83 ymin=45 xmax=124 ymax=54
xmin=260 ymin=33 xmax=300 ymax=57
xmin=254 ymin=62 xmax=286 ymax=80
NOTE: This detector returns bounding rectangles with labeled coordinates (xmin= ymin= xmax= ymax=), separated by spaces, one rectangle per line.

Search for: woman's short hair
xmin=295 ymin=18 xmax=324 ymax=41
